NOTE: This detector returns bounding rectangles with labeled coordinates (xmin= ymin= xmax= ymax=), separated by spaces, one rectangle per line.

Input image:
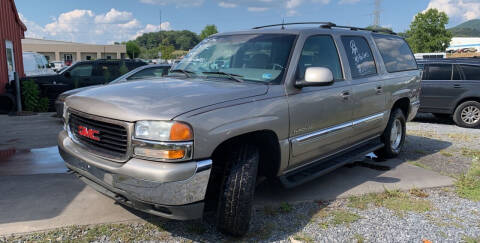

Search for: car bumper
xmin=408 ymin=100 xmax=420 ymax=121
xmin=58 ymin=130 xmax=212 ymax=220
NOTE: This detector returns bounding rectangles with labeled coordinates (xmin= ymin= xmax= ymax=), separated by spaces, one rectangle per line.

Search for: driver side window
xmin=297 ymin=35 xmax=343 ymax=81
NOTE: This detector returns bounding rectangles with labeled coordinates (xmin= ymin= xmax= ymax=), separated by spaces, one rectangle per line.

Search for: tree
xmin=126 ymin=41 xmax=141 ymax=59
xmin=406 ymin=9 xmax=452 ymax=53
xmin=200 ymin=25 xmax=218 ymax=40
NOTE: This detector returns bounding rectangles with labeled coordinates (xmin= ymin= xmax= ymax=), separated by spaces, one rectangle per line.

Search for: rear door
xmin=342 ymin=35 xmax=386 ymax=141
xmin=420 ymin=63 xmax=456 ymax=112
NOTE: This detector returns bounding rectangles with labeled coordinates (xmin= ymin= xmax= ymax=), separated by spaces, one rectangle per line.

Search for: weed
xmin=463 ymin=235 xmax=480 ymax=243
xmin=461 ymin=148 xmax=480 ymax=158
xmin=279 ymin=202 xmax=293 ymax=213
xmin=293 ymin=233 xmax=315 ymax=243
xmin=410 ymin=188 xmax=429 ymax=198
xmin=330 ymin=210 xmax=362 ymax=225
xmin=353 ymin=233 xmax=366 ymax=243
xmin=440 ymin=150 xmax=453 ymax=157
xmin=455 ymin=174 xmax=480 ymax=202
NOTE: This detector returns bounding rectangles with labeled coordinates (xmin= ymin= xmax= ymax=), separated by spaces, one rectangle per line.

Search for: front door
xmin=5 ymin=40 xmax=15 ymax=81
xmin=288 ymin=35 xmax=354 ymax=168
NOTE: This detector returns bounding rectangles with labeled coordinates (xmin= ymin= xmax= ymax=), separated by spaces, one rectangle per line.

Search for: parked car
xmin=55 ymin=64 xmax=171 ymax=117
xmin=417 ymin=58 xmax=480 ymax=128
xmin=21 ymin=59 xmax=147 ymax=111
xmin=50 ymin=61 xmax=65 ymax=72
xmin=59 ymin=23 xmax=420 ymax=236
xmin=22 ymin=52 xmax=56 ymax=77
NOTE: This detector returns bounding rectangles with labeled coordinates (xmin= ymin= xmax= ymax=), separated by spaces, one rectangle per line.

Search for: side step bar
xmin=279 ymin=138 xmax=384 ymax=188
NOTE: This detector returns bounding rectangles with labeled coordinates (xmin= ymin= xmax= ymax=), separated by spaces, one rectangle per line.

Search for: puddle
xmin=0 ymin=146 xmax=67 ymax=176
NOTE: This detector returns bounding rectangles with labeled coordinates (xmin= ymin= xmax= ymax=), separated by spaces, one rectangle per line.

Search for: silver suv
xmin=59 ymin=23 xmax=421 ymax=236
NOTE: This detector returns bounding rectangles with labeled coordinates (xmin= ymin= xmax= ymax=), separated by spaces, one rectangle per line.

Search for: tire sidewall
xmin=453 ymin=101 xmax=480 ymax=128
xmin=382 ymin=109 xmax=406 ymax=157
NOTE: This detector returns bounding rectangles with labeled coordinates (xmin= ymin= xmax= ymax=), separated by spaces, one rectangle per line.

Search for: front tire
xmin=216 ymin=143 xmax=259 ymax=236
xmin=375 ymin=109 xmax=406 ymax=159
xmin=453 ymin=101 xmax=480 ymax=128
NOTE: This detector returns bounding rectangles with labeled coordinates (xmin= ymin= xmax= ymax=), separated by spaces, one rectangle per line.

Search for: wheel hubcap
xmin=461 ymin=106 xmax=480 ymax=125
xmin=390 ymin=119 xmax=403 ymax=150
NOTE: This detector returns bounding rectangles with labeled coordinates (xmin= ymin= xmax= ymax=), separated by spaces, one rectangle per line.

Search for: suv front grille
xmin=68 ymin=112 xmax=129 ymax=161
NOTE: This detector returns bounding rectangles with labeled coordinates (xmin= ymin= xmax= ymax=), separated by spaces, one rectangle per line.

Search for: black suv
xmin=418 ymin=58 xmax=480 ymax=128
xmin=19 ymin=59 xmax=147 ymax=110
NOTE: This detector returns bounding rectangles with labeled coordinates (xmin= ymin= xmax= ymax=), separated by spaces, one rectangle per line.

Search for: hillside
xmin=449 ymin=19 xmax=480 ymax=37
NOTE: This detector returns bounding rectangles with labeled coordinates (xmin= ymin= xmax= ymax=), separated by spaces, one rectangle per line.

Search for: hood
xmin=59 ymin=85 xmax=102 ymax=100
xmin=66 ymin=77 xmax=268 ymax=122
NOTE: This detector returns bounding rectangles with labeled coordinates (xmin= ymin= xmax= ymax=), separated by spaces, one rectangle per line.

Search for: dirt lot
xmin=1 ymin=113 xmax=479 ymax=242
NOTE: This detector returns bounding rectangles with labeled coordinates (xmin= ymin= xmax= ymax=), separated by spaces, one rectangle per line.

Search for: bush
xmin=21 ymin=80 xmax=49 ymax=112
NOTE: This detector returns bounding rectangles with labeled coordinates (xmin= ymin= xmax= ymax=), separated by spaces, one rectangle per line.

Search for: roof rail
xmin=252 ymin=22 xmax=397 ymax=35
xmin=252 ymin=22 xmax=336 ymax=30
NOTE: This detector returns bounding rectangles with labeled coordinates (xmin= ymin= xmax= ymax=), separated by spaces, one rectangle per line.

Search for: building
xmin=0 ymin=0 xmax=26 ymax=94
xmin=446 ymin=37 xmax=480 ymax=58
xmin=22 ymin=38 xmax=127 ymax=64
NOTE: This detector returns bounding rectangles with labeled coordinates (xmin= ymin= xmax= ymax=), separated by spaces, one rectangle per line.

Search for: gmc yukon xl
xmin=58 ymin=23 xmax=421 ymax=236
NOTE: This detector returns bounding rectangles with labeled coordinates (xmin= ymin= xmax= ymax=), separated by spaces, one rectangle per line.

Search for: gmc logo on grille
xmin=78 ymin=125 xmax=100 ymax=141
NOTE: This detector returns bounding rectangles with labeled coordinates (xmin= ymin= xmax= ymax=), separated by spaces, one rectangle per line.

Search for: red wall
xmin=0 ymin=0 xmax=26 ymax=94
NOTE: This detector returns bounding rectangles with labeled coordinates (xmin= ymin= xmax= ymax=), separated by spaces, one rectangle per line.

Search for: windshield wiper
xmin=170 ymin=69 xmax=195 ymax=77
xmin=202 ymin=71 xmax=244 ymax=83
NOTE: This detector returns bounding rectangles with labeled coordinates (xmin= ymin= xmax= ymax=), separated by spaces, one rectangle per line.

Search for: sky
xmin=15 ymin=0 xmax=480 ymax=44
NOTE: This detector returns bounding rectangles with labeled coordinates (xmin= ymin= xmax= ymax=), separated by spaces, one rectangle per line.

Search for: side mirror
xmin=296 ymin=67 xmax=334 ymax=87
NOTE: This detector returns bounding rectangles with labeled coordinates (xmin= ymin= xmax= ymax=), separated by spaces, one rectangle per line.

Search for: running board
xmin=279 ymin=138 xmax=384 ymax=188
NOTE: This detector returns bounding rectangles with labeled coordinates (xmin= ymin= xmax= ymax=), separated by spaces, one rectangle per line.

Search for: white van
xmin=23 ymin=52 xmax=56 ymax=77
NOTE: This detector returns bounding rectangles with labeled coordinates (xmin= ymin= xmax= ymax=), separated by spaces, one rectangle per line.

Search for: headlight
xmin=135 ymin=121 xmax=193 ymax=141
xmin=133 ymin=121 xmax=193 ymax=162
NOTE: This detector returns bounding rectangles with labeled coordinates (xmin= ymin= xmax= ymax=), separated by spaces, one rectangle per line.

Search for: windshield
xmin=173 ymin=34 xmax=297 ymax=84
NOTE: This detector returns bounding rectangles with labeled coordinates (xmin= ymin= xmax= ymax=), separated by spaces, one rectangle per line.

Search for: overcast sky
xmin=15 ymin=0 xmax=480 ymax=44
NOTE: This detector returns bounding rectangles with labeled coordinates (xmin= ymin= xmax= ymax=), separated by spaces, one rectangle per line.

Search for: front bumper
xmin=58 ymin=130 xmax=212 ymax=220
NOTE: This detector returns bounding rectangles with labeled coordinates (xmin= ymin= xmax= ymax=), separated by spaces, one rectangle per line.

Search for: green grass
xmin=461 ymin=148 xmax=480 ymax=158
xmin=440 ymin=150 xmax=454 ymax=157
xmin=455 ymin=159 xmax=480 ymax=202
xmin=353 ymin=233 xmax=366 ymax=243
xmin=463 ymin=235 xmax=480 ymax=243
xmin=279 ymin=202 xmax=293 ymax=213
xmin=330 ymin=210 xmax=362 ymax=225
xmin=408 ymin=161 xmax=432 ymax=170
xmin=348 ymin=189 xmax=433 ymax=215
xmin=293 ymin=233 xmax=315 ymax=243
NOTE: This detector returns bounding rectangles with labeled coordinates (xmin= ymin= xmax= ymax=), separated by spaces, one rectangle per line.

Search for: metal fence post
xmin=14 ymin=72 xmax=22 ymax=112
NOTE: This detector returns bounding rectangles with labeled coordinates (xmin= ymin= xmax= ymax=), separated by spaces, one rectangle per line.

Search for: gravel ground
xmin=404 ymin=113 xmax=480 ymax=176
xmin=3 ymin=188 xmax=479 ymax=243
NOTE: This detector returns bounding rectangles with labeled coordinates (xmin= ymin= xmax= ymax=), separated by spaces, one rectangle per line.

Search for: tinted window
xmin=460 ymin=65 xmax=480 ymax=80
xmin=426 ymin=64 xmax=452 ymax=80
xmin=341 ymin=36 xmax=376 ymax=78
xmin=297 ymin=35 xmax=343 ymax=80
xmin=94 ymin=63 xmax=121 ymax=82
xmin=70 ymin=64 xmax=93 ymax=77
xmin=127 ymin=67 xmax=170 ymax=80
xmin=373 ymin=34 xmax=417 ymax=73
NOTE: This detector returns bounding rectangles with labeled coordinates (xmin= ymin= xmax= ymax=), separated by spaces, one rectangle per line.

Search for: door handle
xmin=376 ymin=86 xmax=383 ymax=94
xmin=341 ymin=91 xmax=350 ymax=100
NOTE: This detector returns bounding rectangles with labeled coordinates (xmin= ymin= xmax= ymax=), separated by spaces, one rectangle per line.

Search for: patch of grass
xmin=408 ymin=161 xmax=432 ymax=170
xmin=447 ymin=133 xmax=472 ymax=142
xmin=408 ymin=130 xmax=437 ymax=138
xmin=463 ymin=235 xmax=480 ymax=243
xmin=330 ymin=210 xmax=362 ymax=226
xmin=455 ymin=174 xmax=480 ymax=202
xmin=348 ymin=189 xmax=433 ymax=215
xmin=409 ymin=188 xmax=429 ymax=198
xmin=353 ymin=233 xmax=366 ymax=243
xmin=461 ymin=148 xmax=480 ymax=158
xmin=293 ymin=233 xmax=315 ymax=243
xmin=279 ymin=202 xmax=293 ymax=213
xmin=440 ymin=150 xmax=454 ymax=157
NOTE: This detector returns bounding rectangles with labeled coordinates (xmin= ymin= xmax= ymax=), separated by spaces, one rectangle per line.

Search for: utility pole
xmin=373 ymin=0 xmax=381 ymax=28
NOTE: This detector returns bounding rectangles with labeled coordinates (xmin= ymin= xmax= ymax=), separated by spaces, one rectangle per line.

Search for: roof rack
xmin=252 ymin=22 xmax=397 ymax=35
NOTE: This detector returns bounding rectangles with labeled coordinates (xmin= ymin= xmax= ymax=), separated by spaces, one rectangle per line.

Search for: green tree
xmin=126 ymin=41 xmax=141 ymax=59
xmin=200 ymin=25 xmax=218 ymax=40
xmin=406 ymin=8 xmax=452 ymax=53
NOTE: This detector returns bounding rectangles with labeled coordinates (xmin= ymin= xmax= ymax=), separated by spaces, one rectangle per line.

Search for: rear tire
xmin=453 ymin=101 xmax=480 ymax=128
xmin=215 ymin=143 xmax=259 ymax=237
xmin=375 ymin=109 xmax=406 ymax=159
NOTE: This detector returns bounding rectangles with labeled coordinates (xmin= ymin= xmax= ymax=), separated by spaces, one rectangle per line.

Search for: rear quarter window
xmin=460 ymin=65 xmax=480 ymax=81
xmin=341 ymin=36 xmax=377 ymax=79
xmin=373 ymin=34 xmax=417 ymax=73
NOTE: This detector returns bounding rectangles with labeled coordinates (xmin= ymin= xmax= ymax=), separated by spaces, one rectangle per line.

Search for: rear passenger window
xmin=373 ymin=34 xmax=417 ymax=73
xmin=426 ymin=64 xmax=452 ymax=80
xmin=297 ymin=35 xmax=343 ymax=80
xmin=341 ymin=36 xmax=377 ymax=78
xmin=460 ymin=65 xmax=480 ymax=80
